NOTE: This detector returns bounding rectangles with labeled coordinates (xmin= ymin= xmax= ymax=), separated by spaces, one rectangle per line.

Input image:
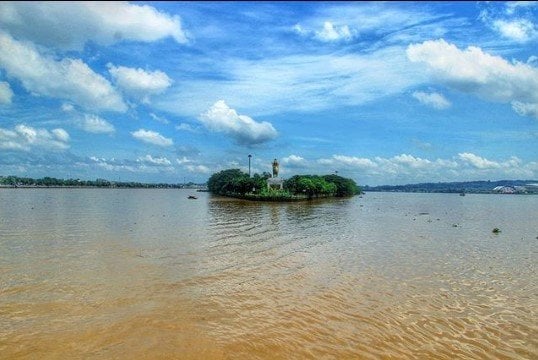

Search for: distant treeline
xmin=363 ymin=180 xmax=538 ymax=193
xmin=0 ymin=175 xmax=203 ymax=189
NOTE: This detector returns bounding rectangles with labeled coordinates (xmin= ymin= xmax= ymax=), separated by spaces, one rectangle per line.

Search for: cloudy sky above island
xmin=0 ymin=1 xmax=537 ymax=185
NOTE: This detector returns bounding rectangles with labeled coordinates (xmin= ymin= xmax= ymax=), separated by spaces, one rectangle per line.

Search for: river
xmin=0 ymin=189 xmax=536 ymax=359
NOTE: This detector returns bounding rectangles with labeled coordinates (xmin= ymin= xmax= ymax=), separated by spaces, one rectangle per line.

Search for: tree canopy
xmin=321 ymin=174 xmax=361 ymax=196
xmin=207 ymin=169 xmax=360 ymax=199
xmin=0 ymin=175 xmax=192 ymax=188
xmin=207 ymin=169 xmax=266 ymax=195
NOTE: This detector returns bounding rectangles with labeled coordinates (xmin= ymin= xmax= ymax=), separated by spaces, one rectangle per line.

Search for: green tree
xmin=322 ymin=174 xmax=360 ymax=196
xmin=208 ymin=169 xmax=249 ymax=195
xmin=284 ymin=175 xmax=337 ymax=198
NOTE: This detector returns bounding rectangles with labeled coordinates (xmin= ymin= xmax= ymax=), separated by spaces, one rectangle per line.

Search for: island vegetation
xmin=207 ymin=169 xmax=360 ymax=201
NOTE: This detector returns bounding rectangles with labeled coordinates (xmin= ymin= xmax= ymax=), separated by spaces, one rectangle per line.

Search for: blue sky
xmin=0 ymin=1 xmax=537 ymax=185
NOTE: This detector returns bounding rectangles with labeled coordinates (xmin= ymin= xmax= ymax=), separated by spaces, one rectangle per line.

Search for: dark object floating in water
xmin=492 ymin=228 xmax=501 ymax=234
xmin=188 ymin=195 xmax=198 ymax=199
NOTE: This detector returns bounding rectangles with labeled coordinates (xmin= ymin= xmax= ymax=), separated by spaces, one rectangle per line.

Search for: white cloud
xmin=131 ymin=129 xmax=173 ymax=147
xmin=78 ymin=114 xmax=115 ymax=134
xmin=108 ymin=65 xmax=172 ymax=102
xmin=492 ymin=19 xmax=537 ymax=42
xmin=407 ymin=39 xmax=538 ymax=118
xmin=293 ymin=21 xmax=354 ymax=42
xmin=158 ymin=46 xmax=423 ymax=117
xmin=185 ymin=164 xmax=211 ymax=174
xmin=458 ymin=153 xmax=499 ymax=169
xmin=292 ymin=3 xmax=444 ymax=45
xmin=458 ymin=152 xmax=524 ymax=170
xmin=199 ymin=100 xmax=278 ymax=145
xmin=412 ymin=91 xmax=451 ymax=109
xmin=511 ymin=101 xmax=538 ymax=118
xmin=51 ymin=128 xmax=70 ymax=142
xmin=282 ymin=154 xmax=307 ymax=166
xmin=0 ymin=1 xmax=188 ymax=51
xmin=314 ymin=21 xmax=354 ymax=42
xmin=311 ymin=152 xmax=534 ymax=184
xmin=293 ymin=24 xmax=308 ymax=36
xmin=0 ymin=124 xmax=69 ymax=151
xmin=318 ymin=155 xmax=377 ymax=169
xmin=89 ymin=155 xmax=175 ymax=173
xmin=391 ymin=154 xmax=432 ymax=169
xmin=176 ymin=156 xmax=192 ymax=165
xmin=0 ymin=81 xmax=13 ymax=104
xmin=506 ymin=1 xmax=538 ymax=15
xmin=149 ymin=113 xmax=170 ymax=125
xmin=175 ymin=123 xmax=197 ymax=132
xmin=137 ymin=154 xmax=171 ymax=166
xmin=0 ymin=32 xmax=126 ymax=112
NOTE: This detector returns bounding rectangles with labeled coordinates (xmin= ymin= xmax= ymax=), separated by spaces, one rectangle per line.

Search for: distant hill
xmin=363 ymin=180 xmax=538 ymax=194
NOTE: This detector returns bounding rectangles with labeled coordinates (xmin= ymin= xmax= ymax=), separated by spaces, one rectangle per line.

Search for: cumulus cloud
xmin=407 ymin=39 xmax=538 ymax=118
xmin=412 ymin=91 xmax=451 ymax=109
xmin=0 ymin=81 xmax=13 ymax=104
xmin=0 ymin=1 xmax=188 ymax=51
xmin=78 ymin=114 xmax=115 ymax=134
xmin=0 ymin=124 xmax=70 ymax=151
xmin=137 ymin=154 xmax=172 ymax=166
xmin=199 ymin=100 xmax=278 ymax=145
xmin=0 ymin=32 xmax=126 ymax=112
xmin=89 ymin=155 xmax=175 ymax=173
xmin=391 ymin=154 xmax=432 ymax=168
xmin=282 ymin=154 xmax=308 ymax=168
xmin=315 ymin=22 xmax=353 ymax=42
xmin=458 ymin=152 xmax=498 ymax=169
xmin=108 ymin=65 xmax=172 ymax=102
xmin=131 ymin=129 xmax=173 ymax=147
xmin=492 ymin=19 xmax=537 ymax=42
xmin=314 ymin=152 xmax=534 ymax=184
xmin=293 ymin=21 xmax=354 ymax=42
xmin=479 ymin=2 xmax=537 ymax=42
xmin=89 ymin=156 xmax=134 ymax=172
xmin=185 ymin=164 xmax=211 ymax=174
xmin=318 ymin=153 xmax=457 ymax=174
xmin=51 ymin=128 xmax=70 ymax=142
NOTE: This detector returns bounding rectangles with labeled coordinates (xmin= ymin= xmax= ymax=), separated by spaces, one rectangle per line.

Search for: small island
xmin=207 ymin=159 xmax=360 ymax=201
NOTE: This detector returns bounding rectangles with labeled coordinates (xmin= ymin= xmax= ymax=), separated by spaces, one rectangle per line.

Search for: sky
xmin=0 ymin=1 xmax=537 ymax=186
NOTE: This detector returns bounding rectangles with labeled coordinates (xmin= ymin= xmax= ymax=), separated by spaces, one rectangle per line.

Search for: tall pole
xmin=248 ymin=154 xmax=252 ymax=177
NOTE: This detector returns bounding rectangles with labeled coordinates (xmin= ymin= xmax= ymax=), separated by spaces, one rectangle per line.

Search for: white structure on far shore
xmin=492 ymin=185 xmax=526 ymax=194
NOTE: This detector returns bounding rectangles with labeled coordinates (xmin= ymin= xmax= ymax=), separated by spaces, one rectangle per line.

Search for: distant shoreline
xmin=0 ymin=185 xmax=205 ymax=190
xmin=364 ymin=179 xmax=538 ymax=195
xmin=2 ymin=186 xmax=535 ymax=195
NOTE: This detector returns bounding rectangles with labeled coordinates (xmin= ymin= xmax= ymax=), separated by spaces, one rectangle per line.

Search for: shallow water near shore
xmin=1 ymin=189 xmax=536 ymax=359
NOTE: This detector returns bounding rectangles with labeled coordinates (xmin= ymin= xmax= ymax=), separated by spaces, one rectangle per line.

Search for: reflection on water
xmin=0 ymin=189 xmax=536 ymax=359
